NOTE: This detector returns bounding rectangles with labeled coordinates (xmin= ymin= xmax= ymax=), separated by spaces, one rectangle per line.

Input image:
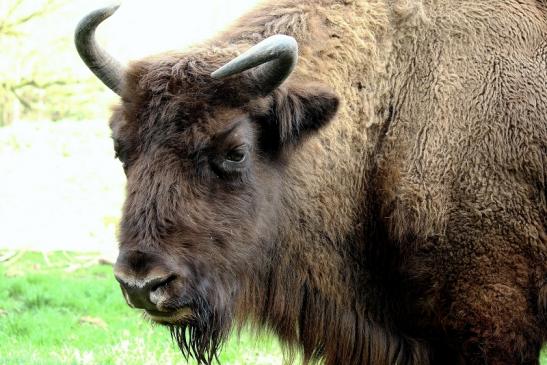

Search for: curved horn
xmin=211 ymin=35 xmax=298 ymax=94
xmin=75 ymin=5 xmax=124 ymax=95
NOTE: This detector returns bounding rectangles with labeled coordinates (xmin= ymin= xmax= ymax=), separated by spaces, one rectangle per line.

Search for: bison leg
xmin=444 ymin=283 xmax=543 ymax=365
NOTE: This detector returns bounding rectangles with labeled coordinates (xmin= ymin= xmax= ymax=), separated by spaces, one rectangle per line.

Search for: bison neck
xmin=228 ymin=0 xmax=429 ymax=363
xmin=250 ymin=132 xmax=425 ymax=363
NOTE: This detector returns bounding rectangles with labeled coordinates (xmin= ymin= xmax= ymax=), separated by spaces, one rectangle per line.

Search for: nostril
xmin=148 ymin=274 xmax=177 ymax=293
xmin=114 ymin=272 xmax=178 ymax=310
xmin=148 ymin=274 xmax=177 ymax=307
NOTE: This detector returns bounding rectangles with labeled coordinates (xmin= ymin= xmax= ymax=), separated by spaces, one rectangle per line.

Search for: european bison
xmin=75 ymin=1 xmax=547 ymax=364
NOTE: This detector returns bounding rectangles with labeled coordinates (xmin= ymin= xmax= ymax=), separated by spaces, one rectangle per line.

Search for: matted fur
xmin=107 ymin=1 xmax=547 ymax=364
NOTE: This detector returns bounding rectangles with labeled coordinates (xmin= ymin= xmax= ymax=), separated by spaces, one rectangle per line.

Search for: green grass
xmin=1 ymin=252 xmax=546 ymax=365
xmin=0 ymin=252 xmax=283 ymax=365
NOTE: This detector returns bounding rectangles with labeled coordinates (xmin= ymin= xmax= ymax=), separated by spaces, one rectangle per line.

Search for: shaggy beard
xmin=168 ymin=296 xmax=232 ymax=365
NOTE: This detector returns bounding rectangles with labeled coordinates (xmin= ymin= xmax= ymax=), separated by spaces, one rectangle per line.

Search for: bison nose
xmin=113 ymin=249 xmax=177 ymax=311
xmin=114 ymin=273 xmax=175 ymax=310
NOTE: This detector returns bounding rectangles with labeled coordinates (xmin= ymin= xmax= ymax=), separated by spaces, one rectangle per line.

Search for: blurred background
xmin=0 ymin=0 xmax=288 ymax=364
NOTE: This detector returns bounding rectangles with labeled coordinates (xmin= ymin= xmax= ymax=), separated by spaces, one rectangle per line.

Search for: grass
xmin=1 ymin=255 xmax=547 ymax=365
xmin=0 ymin=251 xmax=283 ymax=365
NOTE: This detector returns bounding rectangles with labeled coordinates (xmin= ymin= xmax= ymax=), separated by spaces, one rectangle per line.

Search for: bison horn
xmin=211 ymin=35 xmax=298 ymax=94
xmin=75 ymin=4 xmax=124 ymax=95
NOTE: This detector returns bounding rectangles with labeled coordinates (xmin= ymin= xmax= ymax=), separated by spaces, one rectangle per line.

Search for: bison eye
xmin=210 ymin=143 xmax=250 ymax=177
xmin=211 ymin=145 xmax=249 ymax=177
xmin=113 ymin=139 xmax=126 ymax=162
xmin=226 ymin=147 xmax=246 ymax=163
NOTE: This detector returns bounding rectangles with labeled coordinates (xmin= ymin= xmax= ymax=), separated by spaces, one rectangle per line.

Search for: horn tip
xmin=75 ymin=3 xmax=121 ymax=35
xmin=210 ymin=69 xmax=225 ymax=79
xmin=103 ymin=2 xmax=122 ymax=16
xmin=270 ymin=34 xmax=298 ymax=50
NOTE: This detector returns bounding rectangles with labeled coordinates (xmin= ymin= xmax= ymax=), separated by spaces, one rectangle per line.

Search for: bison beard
xmin=168 ymin=295 xmax=231 ymax=365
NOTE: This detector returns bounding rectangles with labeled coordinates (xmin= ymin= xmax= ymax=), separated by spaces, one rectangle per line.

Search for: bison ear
xmin=267 ymin=82 xmax=339 ymax=147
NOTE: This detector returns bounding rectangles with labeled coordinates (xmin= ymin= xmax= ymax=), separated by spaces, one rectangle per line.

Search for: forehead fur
xmin=110 ymin=46 xmax=275 ymax=159
xmin=121 ymin=45 xmax=263 ymax=118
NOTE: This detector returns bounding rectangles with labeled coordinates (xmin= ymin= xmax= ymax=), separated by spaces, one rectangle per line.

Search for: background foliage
xmin=0 ymin=0 xmax=260 ymax=126
xmin=0 ymin=0 xmax=109 ymax=125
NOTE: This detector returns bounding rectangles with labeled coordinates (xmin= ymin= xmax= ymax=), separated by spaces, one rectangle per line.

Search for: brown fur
xmin=108 ymin=0 xmax=547 ymax=364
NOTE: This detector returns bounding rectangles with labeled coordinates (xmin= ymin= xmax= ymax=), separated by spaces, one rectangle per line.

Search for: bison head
xmin=76 ymin=5 xmax=339 ymax=363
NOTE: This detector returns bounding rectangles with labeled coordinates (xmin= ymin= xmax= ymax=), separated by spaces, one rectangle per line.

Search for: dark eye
xmin=226 ymin=146 xmax=247 ymax=163
xmin=210 ymin=145 xmax=249 ymax=178
xmin=226 ymin=147 xmax=246 ymax=163
xmin=113 ymin=140 xmax=125 ymax=161
xmin=113 ymin=138 xmax=130 ymax=175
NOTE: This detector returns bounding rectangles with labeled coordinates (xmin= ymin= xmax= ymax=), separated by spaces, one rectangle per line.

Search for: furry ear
xmin=268 ymin=82 xmax=340 ymax=146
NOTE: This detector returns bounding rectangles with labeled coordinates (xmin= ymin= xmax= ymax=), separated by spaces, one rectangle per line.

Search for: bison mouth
xmin=147 ymin=296 xmax=232 ymax=365
xmin=145 ymin=307 xmax=193 ymax=324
